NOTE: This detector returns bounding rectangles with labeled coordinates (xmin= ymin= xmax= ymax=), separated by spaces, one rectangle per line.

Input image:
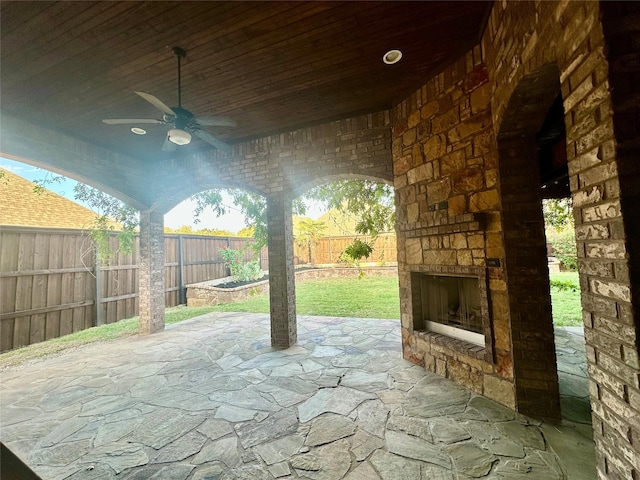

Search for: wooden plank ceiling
xmin=1 ymin=1 xmax=491 ymax=161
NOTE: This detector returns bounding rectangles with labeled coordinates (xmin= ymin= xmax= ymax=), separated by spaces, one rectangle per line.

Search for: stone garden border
xmin=186 ymin=266 xmax=398 ymax=307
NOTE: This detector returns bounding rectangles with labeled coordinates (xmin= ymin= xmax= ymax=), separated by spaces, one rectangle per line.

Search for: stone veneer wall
xmin=394 ymin=1 xmax=640 ymax=478
xmin=393 ymin=45 xmax=514 ymax=407
xmin=5 ymin=1 xmax=638 ymax=475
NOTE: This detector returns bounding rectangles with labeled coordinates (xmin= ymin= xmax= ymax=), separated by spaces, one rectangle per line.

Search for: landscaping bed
xmin=186 ymin=266 xmax=397 ymax=307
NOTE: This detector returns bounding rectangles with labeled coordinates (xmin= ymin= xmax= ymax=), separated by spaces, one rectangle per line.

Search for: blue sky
xmin=1 ymin=157 xmax=325 ymax=233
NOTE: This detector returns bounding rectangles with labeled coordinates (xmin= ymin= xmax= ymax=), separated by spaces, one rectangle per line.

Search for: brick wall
xmin=148 ymin=112 xmax=394 ymax=214
xmin=394 ymin=1 xmax=640 ymax=478
xmin=266 ymin=195 xmax=297 ymax=348
xmin=148 ymin=114 xmax=395 ymax=348
xmin=593 ymin=3 xmax=640 ymax=479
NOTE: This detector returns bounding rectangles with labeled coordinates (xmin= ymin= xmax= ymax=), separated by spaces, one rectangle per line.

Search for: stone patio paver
xmin=0 ymin=313 xmax=595 ymax=479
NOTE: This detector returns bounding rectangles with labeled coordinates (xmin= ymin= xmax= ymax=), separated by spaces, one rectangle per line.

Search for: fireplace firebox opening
xmin=411 ymin=271 xmax=488 ymax=347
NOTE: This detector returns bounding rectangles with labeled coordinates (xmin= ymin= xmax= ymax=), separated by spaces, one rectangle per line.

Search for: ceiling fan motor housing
xmin=168 ymin=106 xmax=195 ymax=130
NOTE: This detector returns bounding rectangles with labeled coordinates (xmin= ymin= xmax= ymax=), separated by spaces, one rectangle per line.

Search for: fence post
xmin=95 ymin=255 xmax=104 ymax=326
xmin=178 ymin=235 xmax=186 ymax=305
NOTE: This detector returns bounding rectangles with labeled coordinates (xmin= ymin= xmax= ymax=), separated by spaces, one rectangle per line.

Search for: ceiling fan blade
xmin=102 ymin=118 xmax=164 ymax=125
xmin=135 ymin=91 xmax=176 ymax=116
xmin=161 ymin=135 xmax=177 ymax=152
xmin=194 ymin=116 xmax=237 ymax=127
xmin=192 ymin=129 xmax=232 ymax=153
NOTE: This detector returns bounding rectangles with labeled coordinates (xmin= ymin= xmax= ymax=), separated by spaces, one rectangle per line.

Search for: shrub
xmin=339 ymin=239 xmax=374 ymax=278
xmin=341 ymin=239 xmax=373 ymax=263
xmin=550 ymin=278 xmax=579 ymax=292
xmin=220 ymin=248 xmax=263 ymax=282
xmin=546 ymin=226 xmax=578 ymax=271
xmin=238 ymin=260 xmax=263 ymax=282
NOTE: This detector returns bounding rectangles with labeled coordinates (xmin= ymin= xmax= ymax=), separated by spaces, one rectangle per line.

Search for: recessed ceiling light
xmin=383 ymin=49 xmax=402 ymax=65
xmin=131 ymin=127 xmax=146 ymax=135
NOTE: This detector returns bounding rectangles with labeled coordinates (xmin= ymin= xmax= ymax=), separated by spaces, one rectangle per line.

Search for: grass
xmin=2 ymin=273 xmax=583 ymax=368
xmin=207 ymin=276 xmax=401 ymax=319
xmin=549 ymin=271 xmax=582 ymax=327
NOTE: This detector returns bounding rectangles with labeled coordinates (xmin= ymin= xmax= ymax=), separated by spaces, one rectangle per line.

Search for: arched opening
xmin=290 ymin=176 xmax=399 ymax=321
xmin=0 ymin=157 xmax=277 ymax=348
xmin=497 ymin=65 xmax=589 ymax=424
xmin=538 ymin=96 xmax=591 ymax=426
xmin=168 ymin=176 xmax=400 ymax=346
xmin=0 ymin=157 xmax=142 ymax=349
xmin=164 ymin=187 xmax=270 ymax=309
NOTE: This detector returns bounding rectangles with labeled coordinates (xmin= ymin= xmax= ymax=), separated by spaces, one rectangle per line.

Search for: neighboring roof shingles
xmin=0 ymin=168 xmax=100 ymax=229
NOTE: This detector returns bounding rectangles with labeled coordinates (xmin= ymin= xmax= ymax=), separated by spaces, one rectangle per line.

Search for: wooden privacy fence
xmin=0 ymin=226 xmax=260 ymax=352
xmin=293 ymin=233 xmax=397 ymax=265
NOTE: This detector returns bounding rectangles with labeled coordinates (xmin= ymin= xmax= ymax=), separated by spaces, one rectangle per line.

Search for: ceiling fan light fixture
xmin=168 ymin=128 xmax=191 ymax=145
xmin=383 ymin=49 xmax=402 ymax=65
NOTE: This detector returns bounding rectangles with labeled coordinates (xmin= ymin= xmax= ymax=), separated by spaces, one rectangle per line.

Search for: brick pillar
xmin=498 ymin=133 xmax=561 ymax=420
xmin=139 ymin=210 xmax=165 ymax=334
xmin=266 ymin=194 xmax=297 ymax=348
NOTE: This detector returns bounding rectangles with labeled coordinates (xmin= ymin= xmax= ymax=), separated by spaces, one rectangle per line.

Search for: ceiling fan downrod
xmin=173 ymin=47 xmax=187 ymax=108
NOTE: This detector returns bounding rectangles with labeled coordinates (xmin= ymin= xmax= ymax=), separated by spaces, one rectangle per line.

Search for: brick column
xmin=498 ymin=133 xmax=561 ymax=420
xmin=266 ymin=194 xmax=297 ymax=348
xmin=139 ymin=210 xmax=165 ymax=334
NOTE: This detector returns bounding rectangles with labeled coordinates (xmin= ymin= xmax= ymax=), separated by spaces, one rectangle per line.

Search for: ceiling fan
xmin=102 ymin=47 xmax=236 ymax=153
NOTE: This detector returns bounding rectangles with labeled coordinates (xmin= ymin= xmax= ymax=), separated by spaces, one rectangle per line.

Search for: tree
xmin=200 ymin=228 xmax=236 ymax=237
xmin=31 ymin=177 xmax=139 ymax=264
xmin=166 ymin=225 xmax=195 ymax=234
xmin=191 ymin=189 xmax=307 ymax=251
xmin=305 ymin=180 xmax=394 ymax=263
xmin=295 ymin=219 xmax=327 ymax=266
xmin=190 ymin=180 xmax=395 ymax=261
xmin=71 ymin=184 xmax=139 ymax=263
xmin=542 ymin=198 xmax=573 ymax=229
xmin=163 ymin=226 xmax=236 ymax=236
xmin=543 ymin=198 xmax=577 ymax=271
xmin=307 ymin=180 xmax=395 ymax=236
xmin=237 ymin=226 xmax=255 ymax=238
xmin=29 ymin=167 xmax=395 ymax=264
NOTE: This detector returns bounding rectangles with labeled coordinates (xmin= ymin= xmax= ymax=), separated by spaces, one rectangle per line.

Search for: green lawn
xmin=2 ymin=273 xmax=583 ymax=368
xmin=549 ymin=271 xmax=582 ymax=327
xmin=207 ymin=274 xmax=582 ymax=326
xmin=208 ymin=276 xmax=401 ymax=319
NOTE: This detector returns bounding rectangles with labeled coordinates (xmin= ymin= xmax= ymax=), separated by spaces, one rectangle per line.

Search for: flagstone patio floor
xmin=0 ymin=313 xmax=596 ymax=479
